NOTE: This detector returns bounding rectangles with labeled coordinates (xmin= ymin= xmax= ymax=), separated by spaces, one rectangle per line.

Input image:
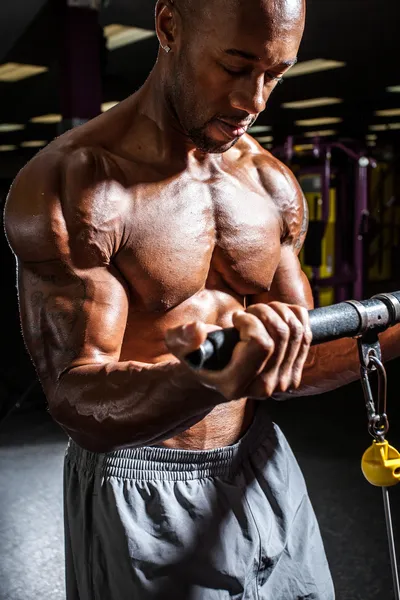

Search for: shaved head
xmin=173 ymin=0 xmax=305 ymax=30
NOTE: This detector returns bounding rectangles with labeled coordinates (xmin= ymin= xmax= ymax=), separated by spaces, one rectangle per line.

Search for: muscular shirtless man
xmin=4 ymin=0 xmax=400 ymax=598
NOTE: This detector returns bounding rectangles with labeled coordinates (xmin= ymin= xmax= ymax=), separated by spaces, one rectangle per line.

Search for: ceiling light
xmin=104 ymin=24 xmax=156 ymax=50
xmin=248 ymin=125 xmax=271 ymax=133
xmin=30 ymin=114 xmax=62 ymax=124
xmin=283 ymin=97 xmax=343 ymax=109
xmin=294 ymin=144 xmax=314 ymax=151
xmin=375 ymin=108 xmax=400 ymax=117
xmin=284 ymin=59 xmax=346 ymax=78
xmin=0 ymin=144 xmax=17 ymax=151
xmin=296 ymin=117 xmax=342 ymax=127
xmin=386 ymin=86 xmax=400 ymax=93
xmin=256 ymin=135 xmax=273 ymax=143
xmin=0 ymin=123 xmax=25 ymax=132
xmin=0 ymin=62 xmax=48 ymax=82
xmin=101 ymin=101 xmax=119 ymax=112
xmin=304 ymin=129 xmax=336 ymax=138
xmin=367 ymin=141 xmax=376 ymax=147
xmin=264 ymin=144 xmax=273 ymax=149
xmin=369 ymin=123 xmax=400 ymax=131
xmin=369 ymin=124 xmax=387 ymax=131
xmin=20 ymin=140 xmax=47 ymax=148
xmin=366 ymin=134 xmax=377 ymax=141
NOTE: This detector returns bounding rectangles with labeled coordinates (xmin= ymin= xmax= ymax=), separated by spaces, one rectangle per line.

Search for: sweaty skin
xmin=4 ymin=0 xmax=400 ymax=452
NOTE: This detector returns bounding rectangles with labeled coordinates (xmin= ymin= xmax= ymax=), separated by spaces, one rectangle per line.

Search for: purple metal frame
xmin=273 ymin=137 xmax=376 ymax=301
xmin=331 ymin=143 xmax=376 ymax=299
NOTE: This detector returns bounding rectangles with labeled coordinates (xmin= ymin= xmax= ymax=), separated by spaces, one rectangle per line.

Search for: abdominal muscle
xmin=160 ymin=398 xmax=256 ymax=450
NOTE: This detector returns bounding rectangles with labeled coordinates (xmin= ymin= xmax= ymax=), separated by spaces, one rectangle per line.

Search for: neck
xmin=125 ymin=63 xmax=209 ymax=165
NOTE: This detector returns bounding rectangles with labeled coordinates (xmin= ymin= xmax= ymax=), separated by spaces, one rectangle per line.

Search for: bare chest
xmin=116 ymin=174 xmax=283 ymax=311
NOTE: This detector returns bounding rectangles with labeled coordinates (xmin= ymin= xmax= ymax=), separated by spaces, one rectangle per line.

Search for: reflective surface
xmin=0 ymin=405 xmax=66 ymax=600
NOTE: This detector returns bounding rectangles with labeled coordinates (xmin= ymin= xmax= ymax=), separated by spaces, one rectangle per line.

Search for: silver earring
xmin=164 ymin=45 xmax=171 ymax=53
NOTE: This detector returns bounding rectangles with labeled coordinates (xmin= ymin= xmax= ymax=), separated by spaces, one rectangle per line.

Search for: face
xmin=164 ymin=0 xmax=305 ymax=153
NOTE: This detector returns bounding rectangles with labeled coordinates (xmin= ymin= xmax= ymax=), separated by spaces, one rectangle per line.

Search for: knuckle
xmin=232 ymin=309 xmax=247 ymax=320
xmin=268 ymin=301 xmax=281 ymax=310
xmin=249 ymin=334 xmax=274 ymax=356
xmin=260 ymin=336 xmax=275 ymax=355
xmin=247 ymin=304 xmax=272 ymax=320
xmin=276 ymin=323 xmax=290 ymax=339
xmin=304 ymin=328 xmax=313 ymax=345
xmin=246 ymin=303 xmax=263 ymax=314
xmin=298 ymin=306 xmax=310 ymax=322
xmin=289 ymin=320 xmax=304 ymax=340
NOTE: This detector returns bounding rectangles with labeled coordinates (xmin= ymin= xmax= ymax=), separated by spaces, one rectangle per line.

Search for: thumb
xmin=165 ymin=322 xmax=221 ymax=361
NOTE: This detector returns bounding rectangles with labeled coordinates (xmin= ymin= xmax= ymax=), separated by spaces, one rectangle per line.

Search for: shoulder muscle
xmin=5 ymin=146 xmax=128 ymax=268
xmin=251 ymin=147 xmax=308 ymax=253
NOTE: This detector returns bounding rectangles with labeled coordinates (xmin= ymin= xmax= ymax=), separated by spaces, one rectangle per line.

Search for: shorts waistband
xmin=65 ymin=402 xmax=273 ymax=481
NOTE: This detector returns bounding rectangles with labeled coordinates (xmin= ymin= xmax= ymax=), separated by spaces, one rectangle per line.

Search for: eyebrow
xmin=224 ymin=49 xmax=298 ymax=68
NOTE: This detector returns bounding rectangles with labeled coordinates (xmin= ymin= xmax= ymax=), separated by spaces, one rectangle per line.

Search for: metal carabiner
xmin=366 ymin=354 xmax=389 ymax=441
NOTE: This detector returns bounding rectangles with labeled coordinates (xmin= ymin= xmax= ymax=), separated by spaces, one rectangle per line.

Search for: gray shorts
xmin=64 ymin=403 xmax=335 ymax=599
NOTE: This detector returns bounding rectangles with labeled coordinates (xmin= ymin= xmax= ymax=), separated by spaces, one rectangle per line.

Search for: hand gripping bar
xmin=185 ymin=292 xmax=400 ymax=371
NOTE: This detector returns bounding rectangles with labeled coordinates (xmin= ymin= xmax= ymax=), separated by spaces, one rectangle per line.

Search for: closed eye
xmin=271 ymin=74 xmax=284 ymax=85
xmin=221 ymin=65 xmax=248 ymax=77
xmin=220 ymin=64 xmax=284 ymax=84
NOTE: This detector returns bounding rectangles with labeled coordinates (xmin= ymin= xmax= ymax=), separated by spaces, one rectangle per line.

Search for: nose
xmin=229 ymin=73 xmax=269 ymax=117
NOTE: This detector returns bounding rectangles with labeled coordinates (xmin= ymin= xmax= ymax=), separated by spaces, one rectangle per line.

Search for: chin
xmin=194 ymin=136 xmax=240 ymax=155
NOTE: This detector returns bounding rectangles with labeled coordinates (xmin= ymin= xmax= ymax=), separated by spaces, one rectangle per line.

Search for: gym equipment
xmin=273 ymin=137 xmax=377 ymax=306
xmin=185 ymin=291 xmax=400 ymax=599
xmin=300 ymin=175 xmax=336 ymax=307
xmin=369 ymin=162 xmax=400 ymax=285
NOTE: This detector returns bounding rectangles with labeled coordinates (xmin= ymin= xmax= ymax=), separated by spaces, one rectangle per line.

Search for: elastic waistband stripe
xmin=65 ymin=403 xmax=272 ymax=481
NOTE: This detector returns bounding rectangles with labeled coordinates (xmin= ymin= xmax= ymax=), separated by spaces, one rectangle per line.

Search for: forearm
xmin=275 ymin=323 xmax=400 ymax=399
xmin=50 ymin=359 xmax=225 ymax=452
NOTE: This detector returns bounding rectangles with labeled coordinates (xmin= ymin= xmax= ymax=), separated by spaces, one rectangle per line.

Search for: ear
xmin=155 ymin=0 xmax=178 ymax=51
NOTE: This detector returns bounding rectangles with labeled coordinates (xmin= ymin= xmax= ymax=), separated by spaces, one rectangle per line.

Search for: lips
xmin=216 ymin=119 xmax=249 ymax=138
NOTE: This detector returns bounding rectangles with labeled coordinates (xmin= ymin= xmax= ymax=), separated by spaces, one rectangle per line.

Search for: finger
xmin=288 ymin=304 xmax=312 ymax=343
xmin=165 ymin=321 xmax=214 ymax=360
xmin=267 ymin=303 xmax=308 ymax=391
xmin=284 ymin=305 xmax=312 ymax=388
xmin=231 ymin=310 xmax=276 ymax=354
xmin=246 ymin=304 xmax=290 ymax=393
xmin=289 ymin=341 xmax=311 ymax=389
xmin=228 ymin=310 xmax=276 ymax=382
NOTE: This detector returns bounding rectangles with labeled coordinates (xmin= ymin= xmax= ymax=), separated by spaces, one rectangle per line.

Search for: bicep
xmin=18 ymin=259 xmax=129 ymax=395
xmin=247 ymin=246 xmax=314 ymax=309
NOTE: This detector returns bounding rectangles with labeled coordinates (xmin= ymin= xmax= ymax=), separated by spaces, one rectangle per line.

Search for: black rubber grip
xmin=185 ymin=291 xmax=400 ymax=371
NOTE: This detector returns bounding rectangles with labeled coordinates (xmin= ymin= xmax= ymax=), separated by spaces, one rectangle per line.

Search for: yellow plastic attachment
xmin=361 ymin=440 xmax=400 ymax=487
